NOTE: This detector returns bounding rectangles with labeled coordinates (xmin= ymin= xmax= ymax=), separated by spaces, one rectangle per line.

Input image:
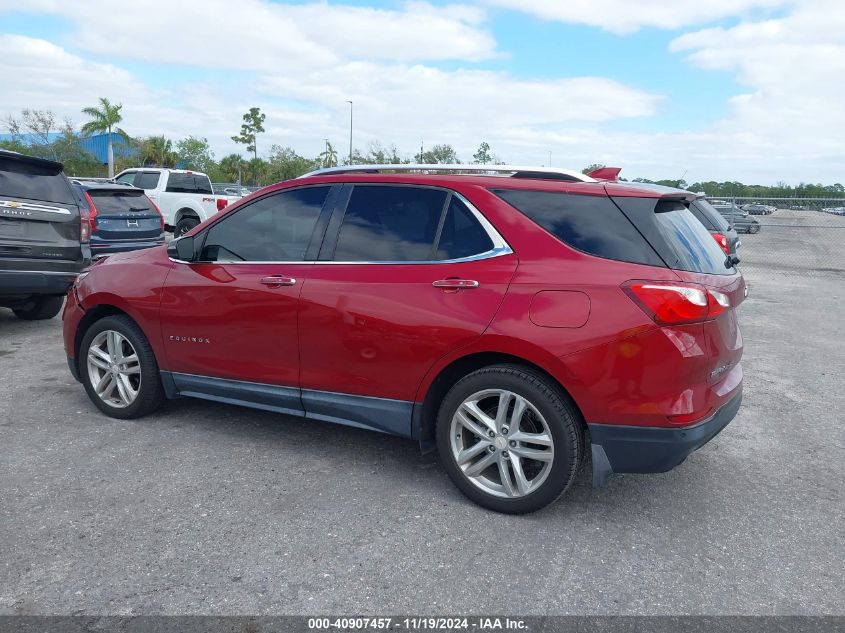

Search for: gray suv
xmin=0 ymin=150 xmax=90 ymax=320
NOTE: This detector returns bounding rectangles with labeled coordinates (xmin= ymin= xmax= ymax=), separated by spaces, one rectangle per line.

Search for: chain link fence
xmin=704 ymin=197 xmax=845 ymax=275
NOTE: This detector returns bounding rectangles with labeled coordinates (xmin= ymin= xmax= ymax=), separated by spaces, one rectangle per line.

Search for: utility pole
xmin=549 ymin=151 xmax=552 ymax=167
xmin=347 ymin=101 xmax=353 ymax=165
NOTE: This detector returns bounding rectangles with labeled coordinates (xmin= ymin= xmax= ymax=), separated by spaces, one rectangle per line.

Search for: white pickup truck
xmin=113 ymin=168 xmax=240 ymax=235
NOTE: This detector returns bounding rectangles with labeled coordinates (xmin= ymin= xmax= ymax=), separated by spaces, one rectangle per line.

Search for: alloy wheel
xmin=449 ymin=389 xmax=554 ymax=498
xmin=86 ymin=330 xmax=142 ymax=408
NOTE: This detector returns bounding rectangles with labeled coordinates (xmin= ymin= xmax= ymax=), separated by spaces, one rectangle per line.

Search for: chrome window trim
xmin=0 ymin=199 xmax=71 ymax=215
xmin=169 ymin=190 xmax=514 ymax=266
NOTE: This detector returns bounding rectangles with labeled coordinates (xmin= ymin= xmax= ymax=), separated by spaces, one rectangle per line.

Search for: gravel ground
xmin=0 ymin=216 xmax=842 ymax=615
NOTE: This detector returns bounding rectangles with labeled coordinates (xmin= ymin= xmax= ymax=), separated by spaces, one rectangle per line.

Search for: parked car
xmin=113 ymin=168 xmax=238 ymax=236
xmin=0 ymin=150 xmax=89 ymax=320
xmin=689 ymin=196 xmax=741 ymax=260
xmin=72 ymin=181 xmax=165 ymax=255
xmin=63 ymin=165 xmax=746 ymax=514
xmin=741 ymin=203 xmax=772 ymax=215
xmin=223 ymin=186 xmax=251 ymax=197
xmin=712 ymin=203 xmax=761 ymax=233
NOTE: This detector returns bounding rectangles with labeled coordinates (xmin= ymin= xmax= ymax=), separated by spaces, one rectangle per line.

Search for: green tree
xmin=319 ymin=140 xmax=339 ymax=168
xmin=414 ymin=144 xmax=459 ymax=164
xmin=218 ymin=153 xmax=247 ymax=183
xmin=140 ymin=136 xmax=177 ymax=168
xmin=246 ymin=157 xmax=268 ymax=186
xmin=472 ymin=141 xmax=492 ymax=165
xmin=80 ymin=98 xmax=127 ymax=178
xmin=266 ymin=145 xmax=316 ymax=182
xmin=176 ymin=136 xmax=215 ymax=172
xmin=231 ymin=107 xmax=266 ymax=161
xmin=50 ymin=121 xmax=104 ymax=177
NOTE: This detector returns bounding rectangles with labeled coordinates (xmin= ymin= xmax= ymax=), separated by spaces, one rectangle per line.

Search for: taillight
xmin=622 ymin=280 xmax=729 ymax=325
xmin=216 ymin=198 xmax=228 ymax=212
xmin=146 ymin=195 xmax=164 ymax=230
xmin=711 ymin=232 xmax=729 ymax=255
xmin=82 ymin=192 xmax=98 ymax=239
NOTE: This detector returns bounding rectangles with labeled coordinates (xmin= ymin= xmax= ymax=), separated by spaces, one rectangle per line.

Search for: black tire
xmin=748 ymin=224 xmax=760 ymax=234
xmin=13 ymin=296 xmax=64 ymax=320
xmin=174 ymin=216 xmax=200 ymax=236
xmin=79 ymin=314 xmax=165 ymax=419
xmin=436 ymin=364 xmax=583 ymax=514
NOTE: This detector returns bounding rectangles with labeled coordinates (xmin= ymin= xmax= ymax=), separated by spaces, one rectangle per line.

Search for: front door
xmin=298 ymin=184 xmax=518 ymax=435
xmin=159 ymin=185 xmax=335 ymax=408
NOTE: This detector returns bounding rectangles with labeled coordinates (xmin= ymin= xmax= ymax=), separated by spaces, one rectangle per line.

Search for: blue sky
xmin=0 ymin=0 xmax=842 ymax=184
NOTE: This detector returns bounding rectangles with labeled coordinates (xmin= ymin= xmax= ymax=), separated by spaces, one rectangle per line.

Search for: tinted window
xmin=0 ymin=156 xmax=75 ymax=205
xmin=435 ymin=196 xmax=494 ymax=260
xmin=493 ymin=189 xmax=663 ymax=267
xmin=166 ymin=173 xmax=213 ymax=194
xmin=651 ymin=201 xmax=732 ymax=274
xmin=135 ymin=172 xmax=160 ymax=190
xmin=201 ymin=187 xmax=329 ymax=262
xmin=87 ymin=190 xmax=156 ymax=214
xmin=333 ymin=186 xmax=448 ymax=261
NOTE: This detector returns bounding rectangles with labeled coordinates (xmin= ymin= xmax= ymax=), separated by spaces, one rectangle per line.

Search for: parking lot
xmin=0 ymin=210 xmax=843 ymax=615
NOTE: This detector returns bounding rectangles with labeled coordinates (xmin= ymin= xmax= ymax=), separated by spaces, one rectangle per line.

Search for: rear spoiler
xmin=586 ymin=166 xmax=622 ymax=181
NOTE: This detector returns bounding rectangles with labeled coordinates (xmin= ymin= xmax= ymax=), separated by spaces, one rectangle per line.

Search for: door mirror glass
xmin=168 ymin=236 xmax=196 ymax=261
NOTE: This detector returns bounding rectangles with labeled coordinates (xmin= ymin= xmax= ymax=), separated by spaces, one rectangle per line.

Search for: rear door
xmin=0 ymin=153 xmax=83 ymax=270
xmin=297 ymin=184 xmax=517 ymax=435
xmin=85 ymin=188 xmax=162 ymax=242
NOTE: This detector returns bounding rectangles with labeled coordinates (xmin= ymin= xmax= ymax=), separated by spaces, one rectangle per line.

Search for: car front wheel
xmin=79 ymin=314 xmax=165 ymax=419
xmin=437 ymin=365 xmax=583 ymax=514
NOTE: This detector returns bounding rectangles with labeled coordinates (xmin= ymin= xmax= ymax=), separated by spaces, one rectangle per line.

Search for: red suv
xmin=62 ymin=165 xmax=745 ymax=513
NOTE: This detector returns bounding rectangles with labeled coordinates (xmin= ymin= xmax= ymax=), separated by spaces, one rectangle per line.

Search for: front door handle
xmin=260 ymin=276 xmax=297 ymax=287
xmin=432 ymin=279 xmax=479 ymax=290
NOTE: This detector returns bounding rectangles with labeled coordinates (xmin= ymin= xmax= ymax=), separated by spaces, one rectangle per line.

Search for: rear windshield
xmin=88 ymin=190 xmax=157 ymax=214
xmin=492 ymin=189 xmax=664 ymax=267
xmin=165 ymin=173 xmax=213 ymax=194
xmin=613 ymin=197 xmax=734 ymax=275
xmin=690 ymin=199 xmax=731 ymax=231
xmin=0 ymin=156 xmax=75 ymax=205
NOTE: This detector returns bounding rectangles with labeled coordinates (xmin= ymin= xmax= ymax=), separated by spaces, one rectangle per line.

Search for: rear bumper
xmin=588 ymin=391 xmax=742 ymax=486
xmin=0 ymin=269 xmax=78 ymax=299
xmin=90 ymin=239 xmax=165 ymax=254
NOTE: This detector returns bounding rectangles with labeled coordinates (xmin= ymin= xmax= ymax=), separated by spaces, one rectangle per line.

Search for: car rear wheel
xmin=79 ymin=315 xmax=165 ymax=419
xmin=748 ymin=224 xmax=760 ymax=234
xmin=175 ymin=216 xmax=199 ymax=236
xmin=436 ymin=364 xmax=582 ymax=514
xmin=12 ymin=296 xmax=64 ymax=321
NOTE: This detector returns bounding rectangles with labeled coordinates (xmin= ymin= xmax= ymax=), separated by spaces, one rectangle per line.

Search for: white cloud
xmin=484 ymin=0 xmax=787 ymax=34
xmin=0 ymin=0 xmax=497 ymax=66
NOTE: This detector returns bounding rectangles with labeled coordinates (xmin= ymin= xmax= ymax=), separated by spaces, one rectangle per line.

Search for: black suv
xmin=0 ymin=150 xmax=90 ymax=320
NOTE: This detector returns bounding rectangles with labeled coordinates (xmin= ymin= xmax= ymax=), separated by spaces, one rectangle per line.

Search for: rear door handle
xmin=432 ymin=279 xmax=479 ymax=290
xmin=260 ymin=276 xmax=297 ymax=287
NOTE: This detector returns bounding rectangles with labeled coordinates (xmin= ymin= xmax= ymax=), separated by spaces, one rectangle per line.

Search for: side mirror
xmin=168 ymin=236 xmax=196 ymax=262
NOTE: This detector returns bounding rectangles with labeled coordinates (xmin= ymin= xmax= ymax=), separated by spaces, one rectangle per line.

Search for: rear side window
xmin=87 ymin=191 xmax=156 ymax=214
xmin=333 ymin=186 xmax=448 ymax=262
xmin=435 ymin=196 xmax=494 ymax=260
xmin=135 ymin=172 xmax=160 ymax=190
xmin=0 ymin=156 xmax=75 ymax=205
xmin=493 ymin=189 xmax=663 ymax=267
xmin=201 ymin=186 xmax=329 ymax=262
xmin=165 ymin=173 xmax=213 ymax=195
xmin=613 ymin=197 xmax=734 ymax=275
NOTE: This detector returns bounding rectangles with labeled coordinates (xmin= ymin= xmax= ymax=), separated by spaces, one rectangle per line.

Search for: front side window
xmin=201 ymin=187 xmax=330 ymax=262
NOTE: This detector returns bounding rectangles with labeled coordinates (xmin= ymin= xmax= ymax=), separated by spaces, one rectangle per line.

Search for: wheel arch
xmin=413 ymin=348 xmax=587 ymax=450
xmin=72 ymin=303 xmax=148 ymax=375
xmin=174 ymin=207 xmax=201 ymax=225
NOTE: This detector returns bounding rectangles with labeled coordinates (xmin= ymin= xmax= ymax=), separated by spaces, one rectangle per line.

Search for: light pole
xmin=347 ymin=100 xmax=353 ymax=165
xmin=549 ymin=151 xmax=552 ymax=168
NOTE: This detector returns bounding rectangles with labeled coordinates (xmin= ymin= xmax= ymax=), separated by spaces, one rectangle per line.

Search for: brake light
xmin=216 ymin=198 xmax=228 ymax=212
xmin=711 ymin=232 xmax=729 ymax=255
xmin=622 ymin=281 xmax=729 ymax=325
xmin=82 ymin=192 xmax=98 ymax=238
xmin=146 ymin=195 xmax=164 ymax=231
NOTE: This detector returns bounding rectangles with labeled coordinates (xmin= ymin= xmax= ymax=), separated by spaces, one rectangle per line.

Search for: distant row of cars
xmin=820 ymin=206 xmax=845 ymax=216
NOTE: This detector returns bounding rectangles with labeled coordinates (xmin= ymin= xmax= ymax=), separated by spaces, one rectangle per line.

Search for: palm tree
xmin=80 ymin=98 xmax=128 ymax=178
xmin=319 ymin=140 xmax=338 ymax=168
xmin=141 ymin=136 xmax=177 ymax=167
